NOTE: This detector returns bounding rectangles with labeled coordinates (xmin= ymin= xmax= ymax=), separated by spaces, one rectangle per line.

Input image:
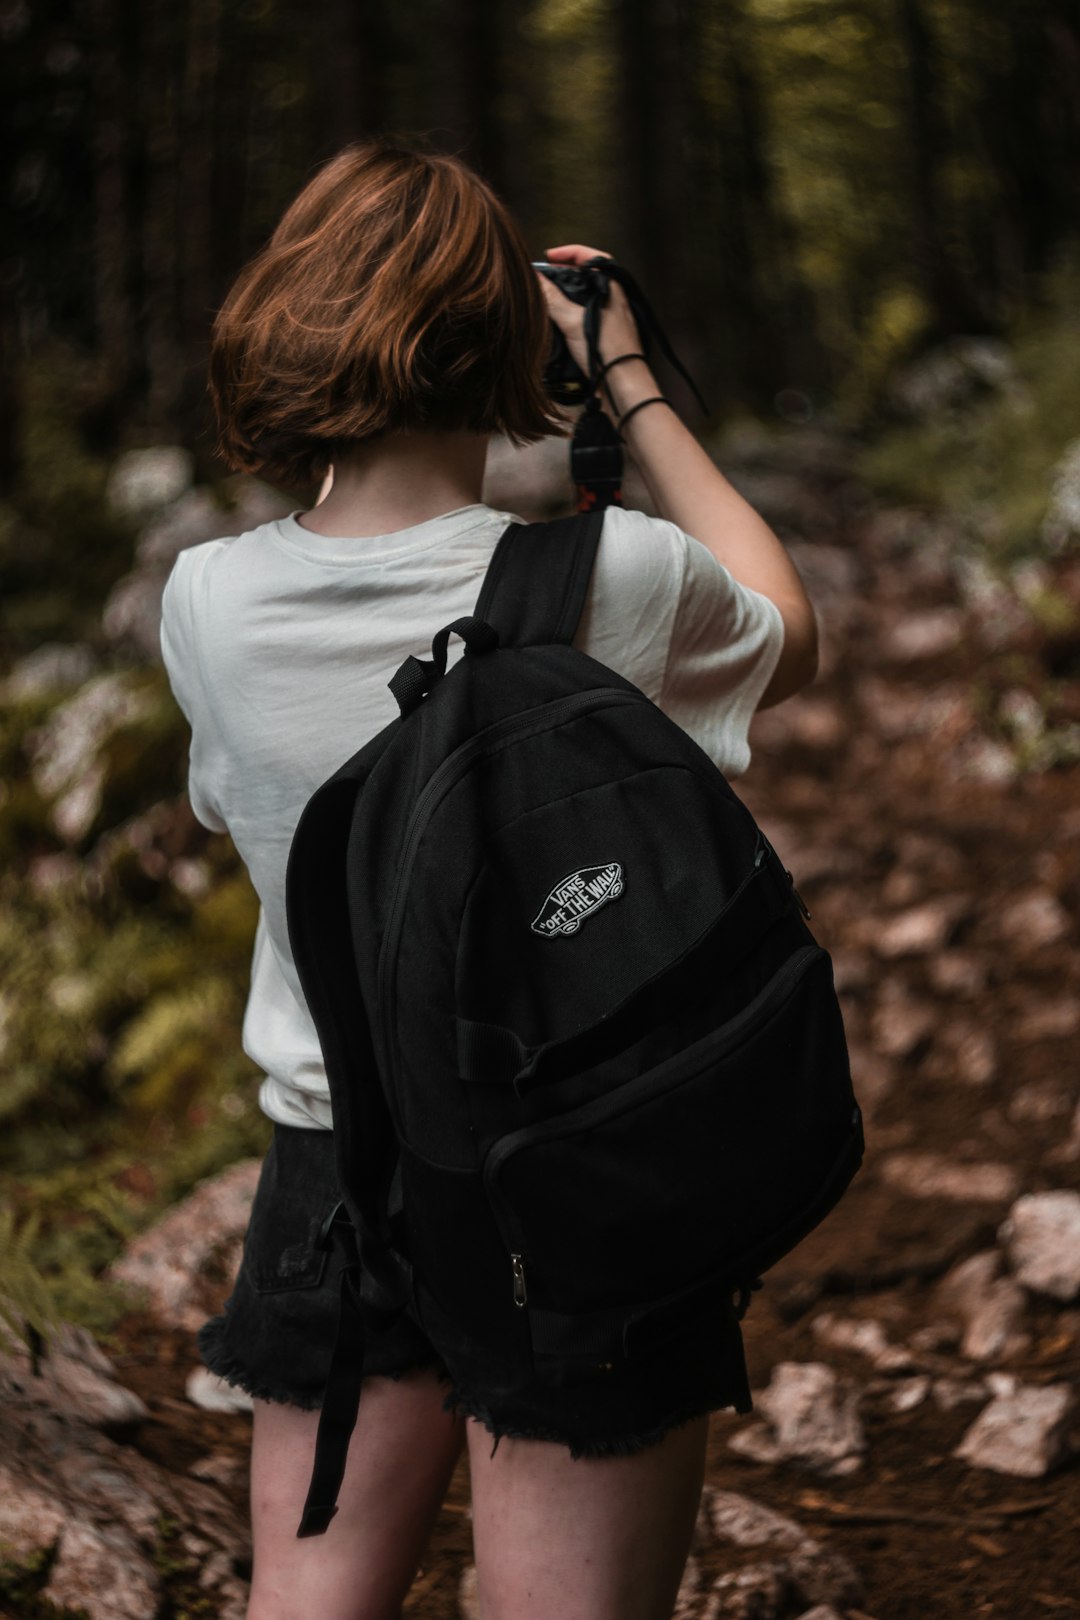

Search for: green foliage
xmin=860 ymin=307 xmax=1080 ymax=562
xmin=2 ymin=344 xmax=136 ymax=650
xmin=0 ymin=1545 xmax=90 ymax=1620
xmin=151 ymin=1516 xmax=220 ymax=1619
xmin=0 ymin=636 xmax=268 ymax=1339
xmin=0 ymin=1205 xmax=61 ymax=1344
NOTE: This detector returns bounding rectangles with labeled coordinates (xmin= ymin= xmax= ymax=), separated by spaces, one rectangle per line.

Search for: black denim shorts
xmin=200 ymin=1123 xmax=753 ymax=1456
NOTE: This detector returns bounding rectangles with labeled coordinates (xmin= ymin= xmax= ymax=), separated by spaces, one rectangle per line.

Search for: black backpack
xmin=285 ymin=510 xmax=863 ymax=1534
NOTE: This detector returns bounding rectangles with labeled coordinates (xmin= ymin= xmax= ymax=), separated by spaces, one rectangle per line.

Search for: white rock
xmin=872 ymin=899 xmax=966 ymax=958
xmin=133 ymin=486 xmax=228 ymax=566
xmin=0 ymin=642 xmax=98 ymax=701
xmin=728 ymin=1363 xmax=865 ymax=1477
xmin=960 ymin=1278 xmax=1030 ymax=1363
xmin=706 ymin=1488 xmax=806 ymax=1550
xmin=996 ymin=889 xmax=1072 ymax=949
xmin=701 ymin=1560 xmax=791 ymax=1620
xmin=29 ymin=671 xmax=157 ymax=840
xmin=954 ymin=1382 xmax=1075 ymax=1478
xmin=0 ymin=1467 xmax=66 ymax=1559
xmin=1 ymin=1359 xmax=249 ymax=1620
xmin=42 ymin=1352 xmax=149 ymax=1429
xmin=47 ymin=1319 xmax=118 ymax=1376
xmin=107 ymin=447 xmax=194 ymax=517
xmin=933 ymin=1378 xmax=990 ymax=1411
xmin=890 ymin=338 xmax=1016 ymax=417
xmin=109 ymin=1159 xmax=261 ymax=1329
xmin=1 ymin=1332 xmax=147 ymax=1431
xmin=810 ymin=1312 xmax=913 ymax=1373
xmin=189 ymin=1451 xmax=246 ymax=1489
xmin=880 ymin=1154 xmax=1019 ymax=1204
xmin=1000 ymin=1192 xmax=1080 ymax=1302
xmin=958 ymin=738 xmax=1019 ymax=784
xmin=44 ymin=1518 xmax=159 ymax=1620
xmin=938 ymin=1249 xmax=1002 ymax=1316
xmin=884 ymin=1376 xmax=931 ymax=1413
xmin=458 ymin=1563 xmax=480 ymax=1620
xmin=1041 ymin=437 xmax=1080 ymax=551
xmin=674 ymin=1553 xmax=702 ymax=1618
xmin=879 ymin=607 xmax=963 ymax=662
xmin=185 ymin=1367 xmax=254 ymax=1414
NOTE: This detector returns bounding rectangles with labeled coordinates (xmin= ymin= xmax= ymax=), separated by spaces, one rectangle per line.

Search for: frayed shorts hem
xmin=443 ymin=1382 xmax=746 ymax=1460
xmin=198 ymin=1313 xmax=446 ymax=1413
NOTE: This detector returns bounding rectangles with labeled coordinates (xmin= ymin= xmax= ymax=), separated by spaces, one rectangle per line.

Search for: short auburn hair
xmin=209 ymin=141 xmax=566 ymax=489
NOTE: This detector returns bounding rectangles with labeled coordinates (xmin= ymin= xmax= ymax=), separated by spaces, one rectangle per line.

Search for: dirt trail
xmin=103 ymin=444 xmax=1080 ymax=1619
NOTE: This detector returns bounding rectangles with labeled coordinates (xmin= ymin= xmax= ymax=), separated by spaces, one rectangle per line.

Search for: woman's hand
xmin=536 ymin=244 xmax=645 ymax=379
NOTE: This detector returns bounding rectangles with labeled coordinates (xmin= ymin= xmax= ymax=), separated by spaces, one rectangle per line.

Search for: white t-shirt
xmin=160 ymin=502 xmax=784 ymax=1130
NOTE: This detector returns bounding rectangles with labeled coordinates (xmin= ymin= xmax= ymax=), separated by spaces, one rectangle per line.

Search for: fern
xmin=0 ymin=1205 xmax=60 ymax=1346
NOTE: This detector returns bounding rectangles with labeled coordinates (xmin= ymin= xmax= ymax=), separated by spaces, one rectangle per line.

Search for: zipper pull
xmin=785 ymin=869 xmax=811 ymax=920
xmin=511 ymin=1253 xmax=528 ymax=1308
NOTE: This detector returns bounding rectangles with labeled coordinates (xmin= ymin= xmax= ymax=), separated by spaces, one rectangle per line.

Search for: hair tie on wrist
xmin=597 ymin=351 xmax=647 ymax=380
xmin=616 ymin=395 xmax=673 ymax=435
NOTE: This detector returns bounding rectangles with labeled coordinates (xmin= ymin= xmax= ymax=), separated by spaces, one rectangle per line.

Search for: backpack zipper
xmin=377 ymin=686 xmax=638 ymax=1042
xmin=483 ymin=942 xmax=825 ymax=1303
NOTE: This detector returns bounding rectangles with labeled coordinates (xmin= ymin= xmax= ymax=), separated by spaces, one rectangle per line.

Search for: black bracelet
xmin=597 ymin=351 xmax=648 ymax=380
xmin=616 ymin=395 xmax=674 ymax=434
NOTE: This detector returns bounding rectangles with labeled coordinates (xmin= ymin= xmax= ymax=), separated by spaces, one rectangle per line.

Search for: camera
xmin=532 ymin=257 xmax=708 ymax=511
xmin=532 ymin=260 xmax=609 ymax=405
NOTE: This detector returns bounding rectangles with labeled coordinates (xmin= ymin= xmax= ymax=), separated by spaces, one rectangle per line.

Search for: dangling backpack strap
xmin=296 ymin=1264 xmax=366 ymax=1536
xmin=286 ymin=768 xmax=411 ymax=1537
xmin=474 ymin=509 xmax=605 ymax=649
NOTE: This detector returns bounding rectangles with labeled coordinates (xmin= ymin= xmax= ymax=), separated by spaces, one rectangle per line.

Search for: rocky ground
xmin=3 ymin=430 xmax=1079 ymax=1618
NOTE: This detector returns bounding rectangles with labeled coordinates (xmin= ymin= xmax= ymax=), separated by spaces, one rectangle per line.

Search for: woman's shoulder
xmin=594 ymin=504 xmax=690 ymax=599
xmin=161 ymin=520 xmax=279 ymax=627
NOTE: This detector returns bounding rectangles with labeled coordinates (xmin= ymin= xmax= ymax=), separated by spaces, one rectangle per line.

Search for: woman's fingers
xmin=542 ymin=243 xmax=613 ymax=264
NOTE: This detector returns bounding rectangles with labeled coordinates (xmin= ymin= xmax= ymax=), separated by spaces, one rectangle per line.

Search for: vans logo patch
xmin=531 ymin=863 xmax=624 ymax=938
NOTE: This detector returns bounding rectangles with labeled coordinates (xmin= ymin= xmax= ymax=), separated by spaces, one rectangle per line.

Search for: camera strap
xmin=571 ymin=257 xmax=708 ymax=514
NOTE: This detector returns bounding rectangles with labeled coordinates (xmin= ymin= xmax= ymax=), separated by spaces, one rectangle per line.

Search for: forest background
xmin=1 ymin=0 xmax=1079 ymax=1337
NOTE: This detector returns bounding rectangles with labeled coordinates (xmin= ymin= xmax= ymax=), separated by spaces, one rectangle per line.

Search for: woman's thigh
xmin=247 ymin=1371 xmax=465 ymax=1620
xmin=467 ymin=1415 xmax=708 ymax=1620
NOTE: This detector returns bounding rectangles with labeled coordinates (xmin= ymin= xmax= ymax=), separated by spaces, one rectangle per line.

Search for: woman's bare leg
xmin=468 ymin=1415 xmax=708 ymax=1620
xmin=247 ymin=1370 xmax=465 ymax=1620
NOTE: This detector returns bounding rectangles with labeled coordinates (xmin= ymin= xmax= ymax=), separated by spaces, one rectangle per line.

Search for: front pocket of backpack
xmin=483 ymin=944 xmax=854 ymax=1319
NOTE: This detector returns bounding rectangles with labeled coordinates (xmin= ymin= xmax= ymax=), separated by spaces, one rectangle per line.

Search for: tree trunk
xmin=894 ymin=0 xmax=986 ymax=333
xmin=89 ymin=0 xmax=134 ymax=401
xmin=311 ymin=0 xmax=389 ymax=158
xmin=615 ymin=0 xmax=701 ymax=405
xmin=423 ymin=0 xmax=506 ymax=191
xmin=138 ymin=0 xmax=184 ymax=429
xmin=179 ymin=0 xmax=221 ymax=404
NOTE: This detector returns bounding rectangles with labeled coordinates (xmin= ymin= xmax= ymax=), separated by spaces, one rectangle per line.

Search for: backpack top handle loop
xmin=388 ymin=615 xmax=499 ymax=719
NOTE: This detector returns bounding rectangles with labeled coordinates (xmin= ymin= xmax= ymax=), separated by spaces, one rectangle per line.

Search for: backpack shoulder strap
xmin=474 ymin=508 xmax=605 ymax=648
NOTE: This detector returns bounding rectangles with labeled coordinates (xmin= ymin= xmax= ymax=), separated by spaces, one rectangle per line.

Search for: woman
xmin=160 ymin=140 xmax=818 ymax=1620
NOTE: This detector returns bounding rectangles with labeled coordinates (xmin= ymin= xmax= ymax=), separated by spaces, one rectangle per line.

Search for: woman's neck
xmin=297 ymin=428 xmax=491 ymax=539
